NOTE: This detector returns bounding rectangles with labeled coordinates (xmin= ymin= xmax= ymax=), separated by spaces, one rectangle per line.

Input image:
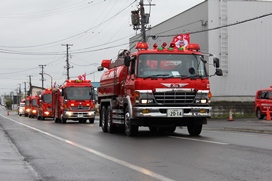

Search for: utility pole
xmin=131 ymin=0 xmax=154 ymax=42
xmin=62 ymin=44 xmax=73 ymax=80
xmin=140 ymin=0 xmax=146 ymax=42
xmin=39 ymin=65 xmax=46 ymax=89
xmin=27 ymin=75 xmax=32 ymax=96
xmin=23 ymin=82 xmax=27 ymax=99
xmin=18 ymin=83 xmax=21 ymax=102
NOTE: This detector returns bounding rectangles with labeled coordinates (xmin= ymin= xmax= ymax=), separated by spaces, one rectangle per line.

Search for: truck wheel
xmin=167 ymin=126 xmax=176 ymax=134
xmin=107 ymin=107 xmax=115 ymax=133
xmin=60 ymin=114 xmax=67 ymax=124
xmin=54 ymin=117 xmax=59 ymax=123
xmin=125 ymin=107 xmax=138 ymax=136
xmin=187 ymin=123 xmax=202 ymax=136
xmin=256 ymin=108 xmax=264 ymax=120
xmin=101 ymin=106 xmax=108 ymax=132
xmin=149 ymin=126 xmax=157 ymax=134
xmin=89 ymin=118 xmax=95 ymax=124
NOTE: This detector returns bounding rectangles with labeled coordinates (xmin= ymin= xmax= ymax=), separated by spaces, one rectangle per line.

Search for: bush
xmin=5 ymin=100 xmax=12 ymax=110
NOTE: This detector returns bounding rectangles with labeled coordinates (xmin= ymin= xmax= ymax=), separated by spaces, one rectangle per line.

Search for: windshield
xmin=43 ymin=94 xmax=52 ymax=103
xmin=137 ymin=54 xmax=207 ymax=78
xmin=32 ymin=99 xmax=37 ymax=106
xmin=64 ymin=87 xmax=93 ymax=100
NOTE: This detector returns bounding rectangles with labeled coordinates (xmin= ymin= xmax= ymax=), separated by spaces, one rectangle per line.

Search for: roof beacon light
xmin=161 ymin=42 xmax=167 ymax=49
xmin=153 ymin=43 xmax=158 ymax=49
xmin=187 ymin=44 xmax=200 ymax=51
xmin=136 ymin=42 xmax=148 ymax=50
xmin=169 ymin=43 xmax=176 ymax=48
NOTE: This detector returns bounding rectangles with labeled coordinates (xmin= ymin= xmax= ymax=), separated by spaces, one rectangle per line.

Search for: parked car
xmin=18 ymin=102 xmax=26 ymax=116
xmin=255 ymin=87 xmax=272 ymax=119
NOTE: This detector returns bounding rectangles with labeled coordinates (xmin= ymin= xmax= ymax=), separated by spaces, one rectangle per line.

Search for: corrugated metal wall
xmin=130 ymin=0 xmax=272 ymax=101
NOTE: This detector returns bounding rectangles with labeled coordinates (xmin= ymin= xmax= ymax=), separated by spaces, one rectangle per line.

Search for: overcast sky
xmin=0 ymin=0 xmax=204 ymax=96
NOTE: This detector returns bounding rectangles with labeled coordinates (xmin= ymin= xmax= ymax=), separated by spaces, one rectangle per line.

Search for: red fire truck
xmin=25 ymin=96 xmax=31 ymax=117
xmin=37 ymin=88 xmax=53 ymax=120
xmin=97 ymin=42 xmax=223 ymax=136
xmin=28 ymin=95 xmax=40 ymax=118
xmin=52 ymin=79 xmax=96 ymax=124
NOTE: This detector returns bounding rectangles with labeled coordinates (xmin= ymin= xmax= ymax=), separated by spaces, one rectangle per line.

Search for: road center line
xmin=169 ymin=136 xmax=229 ymax=145
xmin=1 ymin=114 xmax=175 ymax=181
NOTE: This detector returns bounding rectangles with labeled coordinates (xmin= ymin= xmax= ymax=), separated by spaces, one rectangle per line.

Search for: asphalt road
xmin=1 ymin=109 xmax=272 ymax=181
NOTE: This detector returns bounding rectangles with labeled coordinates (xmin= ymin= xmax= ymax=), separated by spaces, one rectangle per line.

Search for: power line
xmin=0 ymin=1 xmax=137 ymax=49
xmin=150 ymin=12 xmax=272 ymax=38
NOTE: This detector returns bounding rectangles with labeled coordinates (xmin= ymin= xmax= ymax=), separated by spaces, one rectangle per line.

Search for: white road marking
xmin=169 ymin=136 xmax=229 ymax=145
xmin=0 ymin=114 xmax=175 ymax=181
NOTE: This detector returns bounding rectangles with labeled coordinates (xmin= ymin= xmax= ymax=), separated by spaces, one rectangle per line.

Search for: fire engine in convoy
xmin=97 ymin=41 xmax=223 ymax=136
xmin=25 ymin=96 xmax=31 ymax=117
xmin=37 ymin=88 xmax=53 ymax=120
xmin=28 ymin=95 xmax=40 ymax=118
xmin=52 ymin=79 xmax=96 ymax=124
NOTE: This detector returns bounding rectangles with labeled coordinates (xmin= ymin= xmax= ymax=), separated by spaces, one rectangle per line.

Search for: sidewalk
xmin=0 ymin=109 xmax=39 ymax=180
xmin=205 ymin=117 xmax=272 ymax=134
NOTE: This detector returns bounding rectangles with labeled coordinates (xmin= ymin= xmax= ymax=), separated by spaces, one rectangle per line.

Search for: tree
xmin=5 ymin=99 xmax=12 ymax=110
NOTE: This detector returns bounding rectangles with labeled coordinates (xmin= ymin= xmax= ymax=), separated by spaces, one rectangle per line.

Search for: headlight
xmin=66 ymin=112 xmax=73 ymax=116
xmin=140 ymin=99 xmax=154 ymax=104
xmin=195 ymin=90 xmax=210 ymax=104
xmin=135 ymin=90 xmax=154 ymax=104
xmin=88 ymin=112 xmax=95 ymax=116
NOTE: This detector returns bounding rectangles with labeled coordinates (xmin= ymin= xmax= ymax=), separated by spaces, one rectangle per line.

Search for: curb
xmin=204 ymin=127 xmax=272 ymax=135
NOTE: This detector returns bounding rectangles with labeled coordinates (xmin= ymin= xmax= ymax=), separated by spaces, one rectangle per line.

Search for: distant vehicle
xmin=52 ymin=79 xmax=96 ymax=124
xmin=255 ymin=86 xmax=272 ymax=119
xmin=25 ymin=96 xmax=31 ymax=117
xmin=18 ymin=101 xmax=25 ymax=116
xmin=28 ymin=95 xmax=40 ymax=118
xmin=37 ymin=88 xmax=53 ymax=120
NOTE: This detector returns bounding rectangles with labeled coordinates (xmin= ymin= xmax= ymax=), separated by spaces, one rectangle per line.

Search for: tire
xmin=124 ymin=106 xmax=138 ymax=136
xmin=256 ymin=108 xmax=264 ymax=120
xmin=101 ymin=106 xmax=108 ymax=132
xmin=54 ymin=117 xmax=59 ymax=123
xmin=187 ymin=123 xmax=202 ymax=136
xmin=89 ymin=118 xmax=95 ymax=124
xmin=167 ymin=126 xmax=176 ymax=134
xmin=60 ymin=113 xmax=67 ymax=124
xmin=149 ymin=126 xmax=157 ymax=134
xmin=107 ymin=107 xmax=115 ymax=133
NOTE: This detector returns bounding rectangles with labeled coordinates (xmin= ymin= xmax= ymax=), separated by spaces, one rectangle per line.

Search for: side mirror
xmin=124 ymin=56 xmax=131 ymax=67
xmin=97 ymin=66 xmax=104 ymax=71
xmin=215 ymin=68 xmax=223 ymax=76
xmin=213 ymin=58 xmax=220 ymax=68
xmin=61 ymin=89 xmax=64 ymax=96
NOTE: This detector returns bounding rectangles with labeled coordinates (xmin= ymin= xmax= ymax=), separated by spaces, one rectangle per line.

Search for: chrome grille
xmin=154 ymin=91 xmax=196 ymax=104
xmin=70 ymin=106 xmax=90 ymax=111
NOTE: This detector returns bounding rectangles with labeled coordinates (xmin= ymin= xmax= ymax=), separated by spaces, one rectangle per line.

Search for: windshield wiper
xmin=143 ymin=74 xmax=171 ymax=79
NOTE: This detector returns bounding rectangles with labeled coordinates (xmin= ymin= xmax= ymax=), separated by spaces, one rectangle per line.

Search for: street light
xmin=39 ymin=73 xmax=53 ymax=88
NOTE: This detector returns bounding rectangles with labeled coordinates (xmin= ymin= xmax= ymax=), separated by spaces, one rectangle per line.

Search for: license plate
xmin=167 ymin=109 xmax=183 ymax=117
xmin=77 ymin=114 xmax=83 ymax=118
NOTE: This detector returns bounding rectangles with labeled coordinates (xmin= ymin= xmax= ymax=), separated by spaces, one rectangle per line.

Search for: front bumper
xmin=133 ymin=106 xmax=211 ymax=118
xmin=64 ymin=111 xmax=95 ymax=119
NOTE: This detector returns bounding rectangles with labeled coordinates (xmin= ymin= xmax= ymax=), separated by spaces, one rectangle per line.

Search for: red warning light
xmin=136 ymin=42 xmax=148 ymax=50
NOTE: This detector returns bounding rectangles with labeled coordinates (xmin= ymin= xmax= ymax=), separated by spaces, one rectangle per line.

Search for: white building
xmin=130 ymin=0 xmax=272 ymax=102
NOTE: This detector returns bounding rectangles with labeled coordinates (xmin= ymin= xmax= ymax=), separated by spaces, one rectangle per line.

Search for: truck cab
xmin=255 ymin=87 xmax=272 ymax=119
